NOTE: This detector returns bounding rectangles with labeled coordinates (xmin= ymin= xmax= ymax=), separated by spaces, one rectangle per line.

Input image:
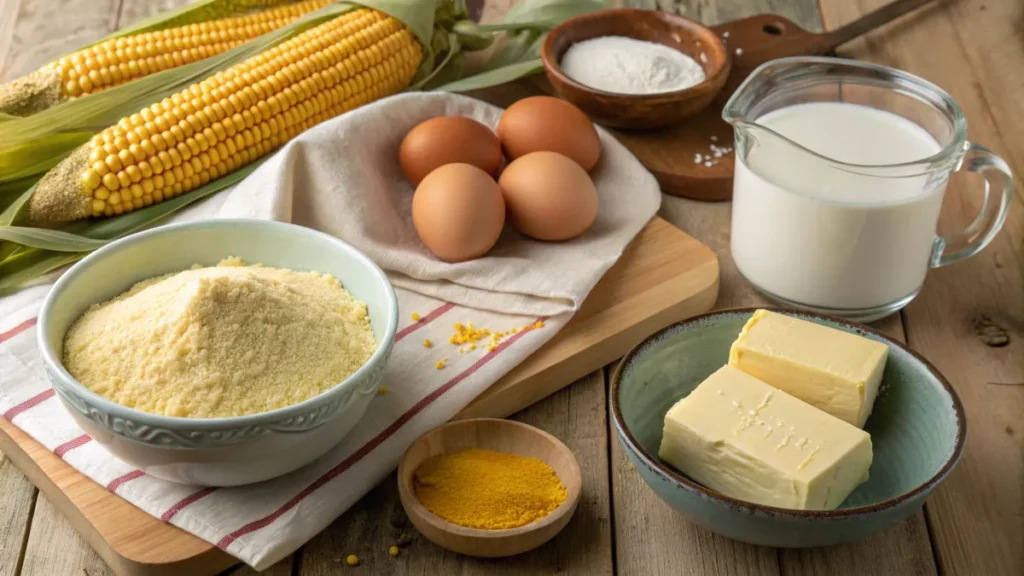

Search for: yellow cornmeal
xmin=63 ymin=258 xmax=376 ymax=418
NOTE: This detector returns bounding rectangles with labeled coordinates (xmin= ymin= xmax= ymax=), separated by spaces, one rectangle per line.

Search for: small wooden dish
xmin=541 ymin=8 xmax=732 ymax=130
xmin=397 ymin=418 xmax=583 ymax=558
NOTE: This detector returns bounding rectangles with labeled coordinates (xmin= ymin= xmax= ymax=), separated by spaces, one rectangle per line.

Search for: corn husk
xmin=0 ymin=0 xmax=606 ymax=290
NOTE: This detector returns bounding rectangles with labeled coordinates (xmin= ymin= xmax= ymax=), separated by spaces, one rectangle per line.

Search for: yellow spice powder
xmin=413 ymin=448 xmax=568 ymax=530
xmin=63 ymin=258 xmax=376 ymax=418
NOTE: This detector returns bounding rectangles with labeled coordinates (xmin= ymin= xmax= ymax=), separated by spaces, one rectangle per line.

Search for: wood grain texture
xmin=0 ymin=454 xmax=36 ymax=576
xmin=817 ymin=3 xmax=1024 ymax=575
xmin=940 ymin=0 xmax=1024 ymax=258
xmin=0 ymin=0 xmax=120 ymax=82
xmin=20 ymin=496 xmax=112 ymax=576
xmin=297 ymin=371 xmax=613 ymax=575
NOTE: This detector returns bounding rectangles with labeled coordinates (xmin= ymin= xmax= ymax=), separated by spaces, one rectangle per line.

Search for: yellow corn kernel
xmin=423 ymin=339 xmax=432 ymax=348
xmin=388 ymin=546 xmax=399 ymax=558
xmin=411 ymin=312 xmax=420 ymax=321
xmin=81 ymin=169 xmax=100 ymax=191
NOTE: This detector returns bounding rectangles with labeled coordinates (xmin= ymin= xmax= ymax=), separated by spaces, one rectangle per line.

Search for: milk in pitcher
xmin=731 ymin=102 xmax=947 ymax=310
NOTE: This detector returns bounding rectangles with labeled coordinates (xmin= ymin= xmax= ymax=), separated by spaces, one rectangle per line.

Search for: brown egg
xmin=412 ymin=163 xmax=506 ymax=262
xmin=399 ymin=116 xmax=503 ymax=185
xmin=498 ymin=151 xmax=598 ymax=241
xmin=497 ymin=96 xmax=601 ymax=171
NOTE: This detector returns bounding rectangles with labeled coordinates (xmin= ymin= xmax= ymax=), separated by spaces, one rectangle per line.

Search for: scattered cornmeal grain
xmin=414 ymin=448 xmax=567 ymax=530
xmin=378 ymin=386 xmax=389 ymax=395
xmin=446 ymin=320 xmax=546 ymax=354
xmin=63 ymin=258 xmax=376 ymax=418
xmin=388 ymin=545 xmax=400 ymax=557
xmin=346 ymin=554 xmax=359 ymax=566
xmin=411 ymin=312 xmax=421 ymax=321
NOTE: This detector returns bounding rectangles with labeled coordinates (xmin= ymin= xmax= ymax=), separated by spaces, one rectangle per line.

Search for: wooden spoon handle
xmin=818 ymin=0 xmax=936 ymax=49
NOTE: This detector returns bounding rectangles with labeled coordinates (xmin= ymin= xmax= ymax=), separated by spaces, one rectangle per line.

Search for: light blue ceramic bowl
xmin=610 ymin=308 xmax=966 ymax=547
xmin=38 ymin=219 xmax=398 ymax=486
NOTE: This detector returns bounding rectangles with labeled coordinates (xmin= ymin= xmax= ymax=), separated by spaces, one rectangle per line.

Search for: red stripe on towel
xmin=54 ymin=434 xmax=92 ymax=458
xmin=107 ymin=470 xmax=146 ymax=492
xmin=215 ymin=318 xmax=545 ymax=550
xmin=395 ymin=303 xmax=454 ymax=342
xmin=3 ymin=389 xmax=56 ymax=421
xmin=161 ymin=487 xmax=218 ymax=522
xmin=0 ymin=317 xmax=37 ymax=344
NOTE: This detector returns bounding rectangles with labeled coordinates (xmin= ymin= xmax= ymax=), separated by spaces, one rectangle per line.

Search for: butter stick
xmin=729 ymin=309 xmax=888 ymax=428
xmin=659 ymin=365 xmax=872 ymax=510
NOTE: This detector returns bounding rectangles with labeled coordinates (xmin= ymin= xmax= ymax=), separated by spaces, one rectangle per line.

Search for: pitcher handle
xmin=931 ymin=143 xmax=1014 ymax=268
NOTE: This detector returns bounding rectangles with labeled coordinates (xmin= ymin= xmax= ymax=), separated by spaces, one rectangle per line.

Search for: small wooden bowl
xmin=541 ymin=8 xmax=732 ymax=130
xmin=397 ymin=418 xmax=582 ymax=557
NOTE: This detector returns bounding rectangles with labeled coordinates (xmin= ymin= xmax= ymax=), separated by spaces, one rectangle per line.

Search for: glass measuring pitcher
xmin=722 ymin=57 xmax=1013 ymax=322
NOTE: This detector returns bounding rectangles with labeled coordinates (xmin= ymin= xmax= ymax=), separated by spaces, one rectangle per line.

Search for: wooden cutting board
xmin=0 ymin=216 xmax=718 ymax=576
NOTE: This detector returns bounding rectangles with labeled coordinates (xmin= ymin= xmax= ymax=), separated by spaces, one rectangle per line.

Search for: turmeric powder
xmin=413 ymin=448 xmax=567 ymax=530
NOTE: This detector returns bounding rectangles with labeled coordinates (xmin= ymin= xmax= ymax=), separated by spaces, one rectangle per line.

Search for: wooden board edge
xmin=0 ymin=418 xmax=233 ymax=575
xmin=456 ymin=255 xmax=720 ymax=420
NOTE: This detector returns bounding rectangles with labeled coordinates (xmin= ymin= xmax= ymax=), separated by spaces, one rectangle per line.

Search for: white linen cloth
xmin=0 ymin=92 xmax=660 ymax=569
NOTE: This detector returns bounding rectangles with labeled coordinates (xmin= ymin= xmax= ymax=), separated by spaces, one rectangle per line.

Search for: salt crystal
xmin=723 ymin=31 xmax=730 ymax=38
xmin=700 ymin=52 xmax=707 ymax=63
xmin=695 ymin=153 xmax=703 ymax=163
xmin=704 ymin=161 xmax=713 ymax=167
xmin=735 ymin=48 xmax=743 ymax=56
xmin=710 ymin=135 xmax=718 ymax=142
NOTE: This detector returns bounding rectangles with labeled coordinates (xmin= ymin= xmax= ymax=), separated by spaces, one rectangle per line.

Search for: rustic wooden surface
xmin=1 ymin=0 xmax=1022 ymax=574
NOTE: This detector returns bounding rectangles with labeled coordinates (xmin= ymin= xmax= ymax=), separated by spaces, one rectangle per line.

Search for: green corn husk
xmin=0 ymin=0 xmax=607 ymax=291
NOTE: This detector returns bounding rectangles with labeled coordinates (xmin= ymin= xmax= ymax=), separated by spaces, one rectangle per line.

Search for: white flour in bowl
xmin=559 ymin=36 xmax=706 ymax=95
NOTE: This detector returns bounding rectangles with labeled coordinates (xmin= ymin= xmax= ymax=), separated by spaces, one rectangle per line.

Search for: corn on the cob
xmin=27 ymin=8 xmax=422 ymax=223
xmin=0 ymin=0 xmax=330 ymax=116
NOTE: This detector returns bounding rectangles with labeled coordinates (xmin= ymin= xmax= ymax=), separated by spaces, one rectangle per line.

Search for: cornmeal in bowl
xmin=63 ymin=257 xmax=376 ymax=418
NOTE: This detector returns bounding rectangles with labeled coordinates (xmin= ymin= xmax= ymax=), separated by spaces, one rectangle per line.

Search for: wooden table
xmin=1 ymin=0 xmax=1021 ymax=574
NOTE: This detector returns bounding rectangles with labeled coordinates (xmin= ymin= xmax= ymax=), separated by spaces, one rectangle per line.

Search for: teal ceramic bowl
xmin=610 ymin=308 xmax=966 ymax=547
xmin=39 ymin=219 xmax=398 ymax=486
